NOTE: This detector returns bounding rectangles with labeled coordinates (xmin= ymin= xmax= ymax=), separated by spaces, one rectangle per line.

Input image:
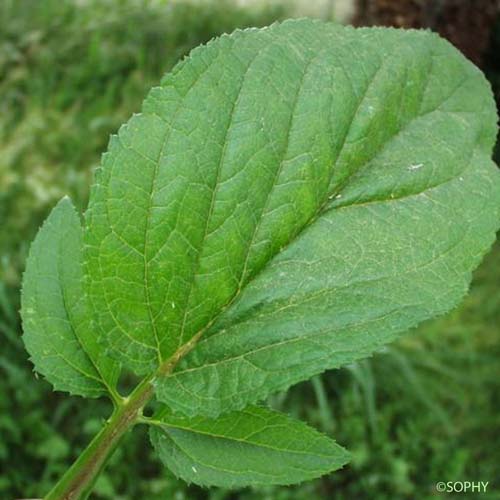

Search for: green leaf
xmin=157 ymin=151 xmax=500 ymax=417
xmin=149 ymin=405 xmax=349 ymax=487
xmin=21 ymin=198 xmax=119 ymax=398
xmin=83 ymin=19 xmax=500 ymax=414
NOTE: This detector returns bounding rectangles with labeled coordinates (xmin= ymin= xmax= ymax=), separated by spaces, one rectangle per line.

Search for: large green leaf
xmin=157 ymin=148 xmax=499 ymax=416
xmin=21 ymin=198 xmax=119 ymax=398
xmin=149 ymin=405 xmax=349 ymax=487
xmin=83 ymin=19 xmax=500 ymax=413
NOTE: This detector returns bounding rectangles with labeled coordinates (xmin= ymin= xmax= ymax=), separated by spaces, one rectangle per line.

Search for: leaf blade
xmin=149 ymin=405 xmax=349 ymax=487
xmin=152 ymin=23 xmax=500 ymax=416
xmin=81 ymin=19 xmax=499 ymax=413
xmin=84 ymin=20 xmax=361 ymax=372
xmin=21 ymin=197 xmax=119 ymax=398
xmin=157 ymin=150 xmax=499 ymax=416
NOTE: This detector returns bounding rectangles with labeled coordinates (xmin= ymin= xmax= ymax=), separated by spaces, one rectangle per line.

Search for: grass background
xmin=0 ymin=1 xmax=499 ymax=498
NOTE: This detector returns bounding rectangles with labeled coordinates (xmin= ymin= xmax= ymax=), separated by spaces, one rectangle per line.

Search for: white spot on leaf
xmin=408 ymin=163 xmax=423 ymax=171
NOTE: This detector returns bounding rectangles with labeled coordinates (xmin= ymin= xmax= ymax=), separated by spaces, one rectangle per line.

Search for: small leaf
xmin=21 ymin=198 xmax=119 ymax=398
xmin=149 ymin=405 xmax=349 ymax=487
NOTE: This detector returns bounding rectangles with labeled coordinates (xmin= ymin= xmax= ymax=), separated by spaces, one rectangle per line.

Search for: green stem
xmin=43 ymin=330 xmax=201 ymax=499
xmin=44 ymin=379 xmax=154 ymax=500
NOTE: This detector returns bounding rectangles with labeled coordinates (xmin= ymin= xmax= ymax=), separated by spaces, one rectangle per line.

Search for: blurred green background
xmin=1 ymin=1 xmax=499 ymax=498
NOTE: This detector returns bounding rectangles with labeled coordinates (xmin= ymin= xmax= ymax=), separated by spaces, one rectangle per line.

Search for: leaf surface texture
xmin=81 ymin=20 xmax=500 ymax=414
xmin=149 ymin=405 xmax=349 ymax=487
xmin=21 ymin=198 xmax=119 ymax=397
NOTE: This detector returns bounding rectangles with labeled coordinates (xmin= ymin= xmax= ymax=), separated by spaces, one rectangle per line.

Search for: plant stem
xmin=44 ymin=379 xmax=154 ymax=500
xmin=44 ymin=331 xmax=201 ymax=499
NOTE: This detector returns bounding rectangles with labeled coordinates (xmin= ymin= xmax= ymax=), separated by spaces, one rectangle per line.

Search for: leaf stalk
xmin=44 ymin=378 xmax=154 ymax=500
